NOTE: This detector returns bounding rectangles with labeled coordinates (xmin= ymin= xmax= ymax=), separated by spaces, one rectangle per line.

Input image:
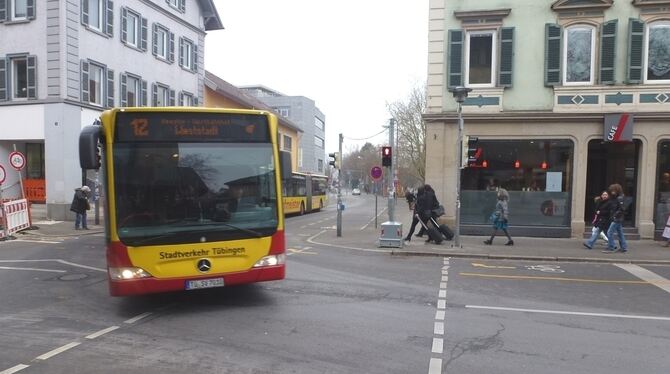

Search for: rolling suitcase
xmin=429 ymin=216 xmax=453 ymax=241
xmin=416 ymin=214 xmax=443 ymax=244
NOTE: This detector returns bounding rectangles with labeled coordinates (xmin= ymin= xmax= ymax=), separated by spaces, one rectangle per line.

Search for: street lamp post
xmin=449 ymin=86 xmax=471 ymax=248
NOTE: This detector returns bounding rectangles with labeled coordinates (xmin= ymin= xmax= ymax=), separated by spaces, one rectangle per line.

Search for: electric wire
xmin=342 ymin=128 xmax=387 ymax=141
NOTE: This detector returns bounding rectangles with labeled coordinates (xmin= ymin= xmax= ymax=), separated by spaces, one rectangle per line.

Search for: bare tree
xmin=387 ymin=83 xmax=426 ymax=187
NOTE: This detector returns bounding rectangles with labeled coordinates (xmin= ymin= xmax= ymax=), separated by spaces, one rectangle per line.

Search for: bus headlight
xmin=109 ymin=267 xmax=153 ymax=280
xmin=253 ymin=254 xmax=286 ymax=268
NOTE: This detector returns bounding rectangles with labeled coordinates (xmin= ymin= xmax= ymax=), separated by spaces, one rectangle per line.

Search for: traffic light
xmin=381 ymin=146 xmax=392 ymax=167
xmin=461 ymin=136 xmax=479 ymax=168
xmin=328 ymin=152 xmax=340 ymax=169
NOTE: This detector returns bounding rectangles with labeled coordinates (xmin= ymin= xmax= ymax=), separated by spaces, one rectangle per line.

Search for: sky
xmin=206 ymin=0 xmax=429 ymax=154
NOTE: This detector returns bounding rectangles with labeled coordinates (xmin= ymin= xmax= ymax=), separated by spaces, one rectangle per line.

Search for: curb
xmin=17 ymin=229 xmax=104 ymax=238
xmin=390 ymin=249 xmax=670 ymax=265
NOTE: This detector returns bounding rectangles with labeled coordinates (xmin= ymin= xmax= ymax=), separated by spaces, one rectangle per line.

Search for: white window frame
xmin=88 ymin=63 xmax=104 ymax=106
xmin=182 ymin=39 xmax=193 ymax=70
xmin=283 ymin=134 xmax=292 ymax=151
xmin=562 ymin=25 xmax=596 ymax=86
xmin=125 ymin=10 xmax=140 ymax=48
xmin=87 ymin=0 xmax=104 ymax=32
xmin=644 ymin=21 xmax=670 ymax=84
xmin=156 ymin=26 xmax=169 ymax=60
xmin=155 ymin=83 xmax=169 ymax=106
xmin=315 ymin=117 xmax=324 ymax=130
xmin=180 ymin=91 xmax=194 ymax=106
xmin=10 ymin=56 xmax=28 ymax=100
xmin=126 ymin=75 xmax=140 ymax=107
xmin=11 ymin=0 xmax=28 ymax=21
xmin=317 ymin=159 xmax=323 ymax=173
xmin=464 ymin=29 xmax=497 ymax=88
xmin=314 ymin=136 xmax=324 ymax=148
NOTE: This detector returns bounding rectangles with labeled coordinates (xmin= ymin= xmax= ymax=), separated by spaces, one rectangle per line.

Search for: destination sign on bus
xmin=115 ymin=111 xmax=271 ymax=143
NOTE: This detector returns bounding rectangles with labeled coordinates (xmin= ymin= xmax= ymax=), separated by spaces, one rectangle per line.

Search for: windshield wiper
xmin=168 ymin=221 xmax=265 ymax=238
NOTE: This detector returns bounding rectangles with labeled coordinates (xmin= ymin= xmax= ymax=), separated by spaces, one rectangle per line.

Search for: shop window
xmin=460 ymin=139 xmax=574 ymax=227
xmin=655 ymin=140 xmax=670 ymax=230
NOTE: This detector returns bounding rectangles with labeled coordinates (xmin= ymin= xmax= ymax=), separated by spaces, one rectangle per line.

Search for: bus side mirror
xmin=79 ymin=125 xmax=101 ymax=170
xmin=280 ymin=151 xmax=292 ymax=181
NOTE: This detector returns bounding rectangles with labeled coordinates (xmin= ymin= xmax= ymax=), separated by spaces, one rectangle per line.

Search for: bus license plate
xmin=186 ymin=278 xmax=224 ymax=290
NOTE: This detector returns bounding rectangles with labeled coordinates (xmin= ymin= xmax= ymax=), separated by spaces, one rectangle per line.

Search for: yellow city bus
xmin=282 ymin=172 xmax=328 ymax=215
xmin=79 ymin=108 xmax=291 ymax=296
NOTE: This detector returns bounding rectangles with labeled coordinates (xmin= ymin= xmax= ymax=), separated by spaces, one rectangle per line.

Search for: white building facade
xmin=0 ymin=0 xmax=222 ymax=219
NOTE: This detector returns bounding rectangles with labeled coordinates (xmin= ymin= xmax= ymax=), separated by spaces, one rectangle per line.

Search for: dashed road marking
xmin=124 ymin=312 xmax=152 ymax=324
xmin=85 ymin=326 xmax=120 ymax=339
xmin=466 ymin=305 xmax=670 ymax=321
xmin=0 ymin=266 xmax=66 ymax=273
xmin=0 ymin=364 xmax=30 ymax=374
xmin=615 ymin=263 xmax=670 ymax=294
xmin=458 ymin=272 xmax=651 ymax=284
xmin=34 ymin=342 xmax=81 ymax=361
xmin=429 ymin=257 xmax=450 ymax=374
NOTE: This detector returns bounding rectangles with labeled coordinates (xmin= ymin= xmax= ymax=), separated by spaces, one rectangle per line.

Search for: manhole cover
xmin=59 ymin=273 xmax=89 ymax=281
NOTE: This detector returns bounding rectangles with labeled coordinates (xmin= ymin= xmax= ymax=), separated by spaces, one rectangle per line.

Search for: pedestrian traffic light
xmin=461 ymin=136 xmax=479 ymax=168
xmin=328 ymin=152 xmax=340 ymax=169
xmin=381 ymin=146 xmax=392 ymax=167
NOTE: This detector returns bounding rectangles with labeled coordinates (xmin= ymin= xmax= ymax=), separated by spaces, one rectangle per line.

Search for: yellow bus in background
xmin=79 ymin=108 xmax=291 ymax=296
xmin=283 ymin=172 xmax=328 ymax=215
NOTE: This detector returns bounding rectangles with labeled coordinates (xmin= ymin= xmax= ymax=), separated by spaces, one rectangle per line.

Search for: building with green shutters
xmin=425 ymin=0 xmax=670 ymax=239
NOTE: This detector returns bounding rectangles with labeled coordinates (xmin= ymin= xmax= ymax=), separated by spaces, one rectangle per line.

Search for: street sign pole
xmin=11 ymin=145 xmax=25 ymax=199
xmin=336 ymin=133 xmax=343 ymax=237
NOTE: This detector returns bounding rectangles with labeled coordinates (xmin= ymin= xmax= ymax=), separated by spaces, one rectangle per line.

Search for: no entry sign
xmin=9 ymin=151 xmax=25 ymax=171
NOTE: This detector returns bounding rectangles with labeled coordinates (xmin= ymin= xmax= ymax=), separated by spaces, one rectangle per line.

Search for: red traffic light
xmin=381 ymin=146 xmax=392 ymax=166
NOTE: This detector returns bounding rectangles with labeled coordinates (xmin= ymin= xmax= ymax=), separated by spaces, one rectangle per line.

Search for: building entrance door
xmin=584 ymin=139 xmax=639 ymax=227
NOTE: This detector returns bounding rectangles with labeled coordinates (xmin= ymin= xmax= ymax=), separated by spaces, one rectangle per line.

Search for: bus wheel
xmin=300 ymin=202 xmax=305 ymax=215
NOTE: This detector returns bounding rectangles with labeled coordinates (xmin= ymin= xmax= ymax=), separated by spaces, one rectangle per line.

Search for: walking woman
xmin=604 ymin=183 xmax=628 ymax=253
xmin=583 ymin=190 xmax=612 ymax=249
xmin=484 ymin=188 xmax=513 ymax=246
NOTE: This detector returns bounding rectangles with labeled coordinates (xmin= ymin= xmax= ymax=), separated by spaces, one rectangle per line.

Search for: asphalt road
xmin=0 ymin=192 xmax=669 ymax=373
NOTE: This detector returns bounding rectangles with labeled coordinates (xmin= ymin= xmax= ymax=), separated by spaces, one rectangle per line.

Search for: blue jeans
xmin=606 ymin=222 xmax=627 ymax=251
xmin=75 ymin=212 xmax=88 ymax=229
xmin=584 ymin=227 xmax=603 ymax=248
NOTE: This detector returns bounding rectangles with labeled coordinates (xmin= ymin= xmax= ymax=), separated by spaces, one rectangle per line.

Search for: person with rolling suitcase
xmin=420 ymin=185 xmax=443 ymax=244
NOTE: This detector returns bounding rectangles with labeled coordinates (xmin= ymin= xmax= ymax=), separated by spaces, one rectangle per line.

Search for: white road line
xmin=124 ymin=312 xmax=152 ymax=324
xmin=437 ymin=300 xmax=446 ymax=309
xmin=0 ymin=259 xmax=105 ymax=273
xmin=615 ymin=263 xmax=670 ymax=294
xmin=14 ymin=239 xmax=62 ymax=244
xmin=428 ymin=358 xmax=442 ymax=374
xmin=434 ymin=322 xmax=444 ymax=335
xmin=34 ymin=342 xmax=81 ymax=361
xmin=0 ymin=266 xmax=66 ymax=273
xmin=466 ymin=305 xmax=670 ymax=321
xmin=306 ymin=230 xmax=391 ymax=253
xmin=435 ymin=310 xmax=445 ymax=320
xmin=439 ymin=282 xmax=447 ymax=289
xmin=0 ymin=364 xmax=30 ymax=374
xmin=359 ymin=207 xmax=388 ymax=230
xmin=431 ymin=338 xmax=443 ymax=353
xmin=441 ymin=276 xmax=448 ymax=282
xmin=85 ymin=326 xmax=120 ymax=339
xmin=438 ymin=290 xmax=447 ymax=298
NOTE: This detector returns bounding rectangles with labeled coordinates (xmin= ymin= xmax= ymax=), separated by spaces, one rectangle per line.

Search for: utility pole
xmin=388 ymin=118 xmax=395 ymax=222
xmin=336 ymin=133 xmax=343 ymax=237
xmin=449 ymin=86 xmax=471 ymax=248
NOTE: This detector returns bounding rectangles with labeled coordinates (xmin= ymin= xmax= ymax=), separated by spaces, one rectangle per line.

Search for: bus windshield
xmin=113 ymin=142 xmax=278 ymax=246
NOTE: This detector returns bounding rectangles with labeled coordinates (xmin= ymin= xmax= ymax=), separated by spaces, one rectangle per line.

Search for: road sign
xmin=370 ymin=166 xmax=382 ymax=180
xmin=0 ymin=165 xmax=6 ymax=184
xmin=9 ymin=151 xmax=25 ymax=171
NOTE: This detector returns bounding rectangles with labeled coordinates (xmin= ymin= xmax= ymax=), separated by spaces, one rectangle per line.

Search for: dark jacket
xmin=69 ymin=189 xmax=89 ymax=214
xmin=417 ymin=190 xmax=439 ymax=220
xmin=610 ymin=195 xmax=626 ymax=224
xmin=595 ymin=198 xmax=615 ymax=230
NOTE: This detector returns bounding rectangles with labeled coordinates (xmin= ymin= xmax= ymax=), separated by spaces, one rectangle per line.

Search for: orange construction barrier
xmin=23 ymin=179 xmax=46 ymax=203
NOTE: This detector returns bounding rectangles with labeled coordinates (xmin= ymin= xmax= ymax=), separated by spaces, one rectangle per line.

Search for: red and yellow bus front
xmin=99 ymin=108 xmax=287 ymax=296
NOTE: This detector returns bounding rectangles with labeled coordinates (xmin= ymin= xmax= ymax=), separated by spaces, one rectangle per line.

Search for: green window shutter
xmin=179 ymin=0 xmax=185 ymax=12
xmin=0 ymin=58 xmax=7 ymax=101
xmin=0 ymin=0 xmax=6 ymax=22
xmin=105 ymin=0 xmax=114 ymax=37
xmin=193 ymin=96 xmax=198 ymax=106
xmin=168 ymin=32 xmax=175 ymax=62
xmin=169 ymin=89 xmax=175 ymax=106
xmin=140 ymin=17 xmax=148 ymax=51
xmin=120 ymin=73 xmax=127 ymax=107
xmin=81 ymin=60 xmax=90 ymax=103
xmin=499 ymin=27 xmax=514 ymax=87
xmin=599 ymin=20 xmax=617 ymax=85
xmin=27 ymin=0 xmax=35 ymax=20
xmin=151 ymin=83 xmax=157 ymax=106
xmin=544 ymin=23 xmax=562 ymax=86
xmin=626 ymin=18 xmax=645 ymax=84
xmin=179 ymin=37 xmax=184 ymax=67
xmin=106 ymin=68 xmax=114 ymax=107
xmin=141 ymin=79 xmax=147 ymax=106
xmin=192 ymin=44 xmax=198 ymax=72
xmin=178 ymin=91 xmax=183 ymax=106
xmin=120 ymin=7 xmax=127 ymax=44
xmin=27 ymin=56 xmax=36 ymax=99
xmin=81 ymin=0 xmax=88 ymax=26
xmin=447 ymin=29 xmax=464 ymax=87
xmin=152 ymin=24 xmax=158 ymax=56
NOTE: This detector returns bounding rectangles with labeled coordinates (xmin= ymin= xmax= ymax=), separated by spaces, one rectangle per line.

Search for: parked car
xmin=352 ymin=188 xmax=361 ymax=195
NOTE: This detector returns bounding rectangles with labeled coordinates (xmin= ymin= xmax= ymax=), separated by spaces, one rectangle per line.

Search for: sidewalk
xmin=311 ymin=213 xmax=670 ymax=265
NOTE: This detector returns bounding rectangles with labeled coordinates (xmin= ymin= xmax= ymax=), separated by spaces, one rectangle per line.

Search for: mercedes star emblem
xmin=197 ymin=259 xmax=212 ymax=273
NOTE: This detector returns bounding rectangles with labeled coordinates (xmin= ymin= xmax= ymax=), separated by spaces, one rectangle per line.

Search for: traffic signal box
xmin=461 ymin=136 xmax=480 ymax=168
xmin=381 ymin=146 xmax=392 ymax=167
xmin=328 ymin=152 xmax=340 ymax=169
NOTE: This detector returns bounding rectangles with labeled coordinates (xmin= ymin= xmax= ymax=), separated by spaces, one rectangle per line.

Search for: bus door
xmin=305 ymin=175 xmax=313 ymax=212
